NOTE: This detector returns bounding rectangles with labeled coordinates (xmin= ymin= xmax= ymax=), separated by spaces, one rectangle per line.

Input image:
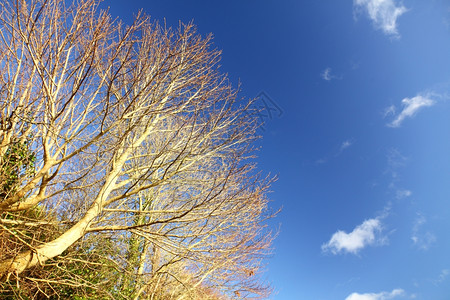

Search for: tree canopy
xmin=0 ymin=0 xmax=276 ymax=298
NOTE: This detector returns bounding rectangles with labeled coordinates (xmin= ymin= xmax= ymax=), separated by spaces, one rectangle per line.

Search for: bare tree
xmin=0 ymin=0 xmax=276 ymax=298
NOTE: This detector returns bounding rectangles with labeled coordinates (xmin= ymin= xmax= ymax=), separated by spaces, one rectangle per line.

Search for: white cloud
xmin=439 ymin=269 xmax=449 ymax=280
xmin=322 ymin=68 xmax=332 ymax=81
xmin=395 ymin=189 xmax=411 ymax=199
xmin=386 ymin=148 xmax=407 ymax=180
xmin=411 ymin=214 xmax=436 ymax=250
xmin=411 ymin=231 xmax=436 ymax=250
xmin=346 ymin=288 xmax=405 ymax=300
xmin=385 ymin=149 xmax=408 ymax=193
xmin=315 ymin=158 xmax=327 ymax=164
xmin=434 ymin=269 xmax=449 ymax=285
xmin=316 ymin=139 xmax=354 ymax=164
xmin=354 ymin=0 xmax=407 ymax=36
xmin=321 ymin=67 xmax=342 ymax=81
xmin=322 ymin=218 xmax=386 ymax=255
xmin=340 ymin=140 xmax=353 ymax=151
xmin=383 ymin=105 xmax=396 ymax=118
xmin=387 ymin=95 xmax=435 ymax=128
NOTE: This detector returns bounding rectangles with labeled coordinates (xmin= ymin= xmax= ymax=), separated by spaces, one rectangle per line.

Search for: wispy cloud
xmin=383 ymin=105 xmax=396 ymax=118
xmin=321 ymin=67 xmax=342 ymax=81
xmin=354 ymin=0 xmax=407 ymax=37
xmin=322 ymin=217 xmax=387 ymax=255
xmin=386 ymin=148 xmax=407 ymax=180
xmin=346 ymin=288 xmax=405 ymax=300
xmin=433 ymin=269 xmax=449 ymax=285
xmin=340 ymin=140 xmax=353 ymax=152
xmin=315 ymin=158 xmax=327 ymax=164
xmin=411 ymin=213 xmax=436 ymax=250
xmin=350 ymin=60 xmax=360 ymax=70
xmin=321 ymin=68 xmax=332 ymax=81
xmin=387 ymin=95 xmax=435 ymax=128
xmin=315 ymin=139 xmax=354 ymax=164
xmin=384 ymin=149 xmax=412 ymax=200
xmin=395 ymin=189 xmax=411 ymax=199
xmin=336 ymin=277 xmax=361 ymax=288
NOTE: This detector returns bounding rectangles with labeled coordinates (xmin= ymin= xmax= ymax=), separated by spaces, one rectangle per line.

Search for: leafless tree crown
xmin=0 ymin=0 xmax=276 ymax=298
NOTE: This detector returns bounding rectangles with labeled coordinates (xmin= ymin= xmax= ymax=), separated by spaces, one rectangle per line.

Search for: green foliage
xmin=0 ymin=139 xmax=36 ymax=198
xmin=0 ymin=232 xmax=124 ymax=299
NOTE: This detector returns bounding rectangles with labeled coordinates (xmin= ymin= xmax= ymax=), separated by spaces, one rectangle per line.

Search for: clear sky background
xmin=105 ymin=1 xmax=450 ymax=299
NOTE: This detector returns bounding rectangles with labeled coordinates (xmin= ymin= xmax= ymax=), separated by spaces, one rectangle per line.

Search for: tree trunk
xmin=0 ymin=197 xmax=101 ymax=279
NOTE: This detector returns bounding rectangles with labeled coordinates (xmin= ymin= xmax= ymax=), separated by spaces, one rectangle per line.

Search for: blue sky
xmin=106 ymin=1 xmax=450 ymax=299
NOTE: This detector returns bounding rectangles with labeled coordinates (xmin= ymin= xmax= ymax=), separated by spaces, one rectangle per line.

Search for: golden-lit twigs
xmin=0 ymin=0 xmax=277 ymax=298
